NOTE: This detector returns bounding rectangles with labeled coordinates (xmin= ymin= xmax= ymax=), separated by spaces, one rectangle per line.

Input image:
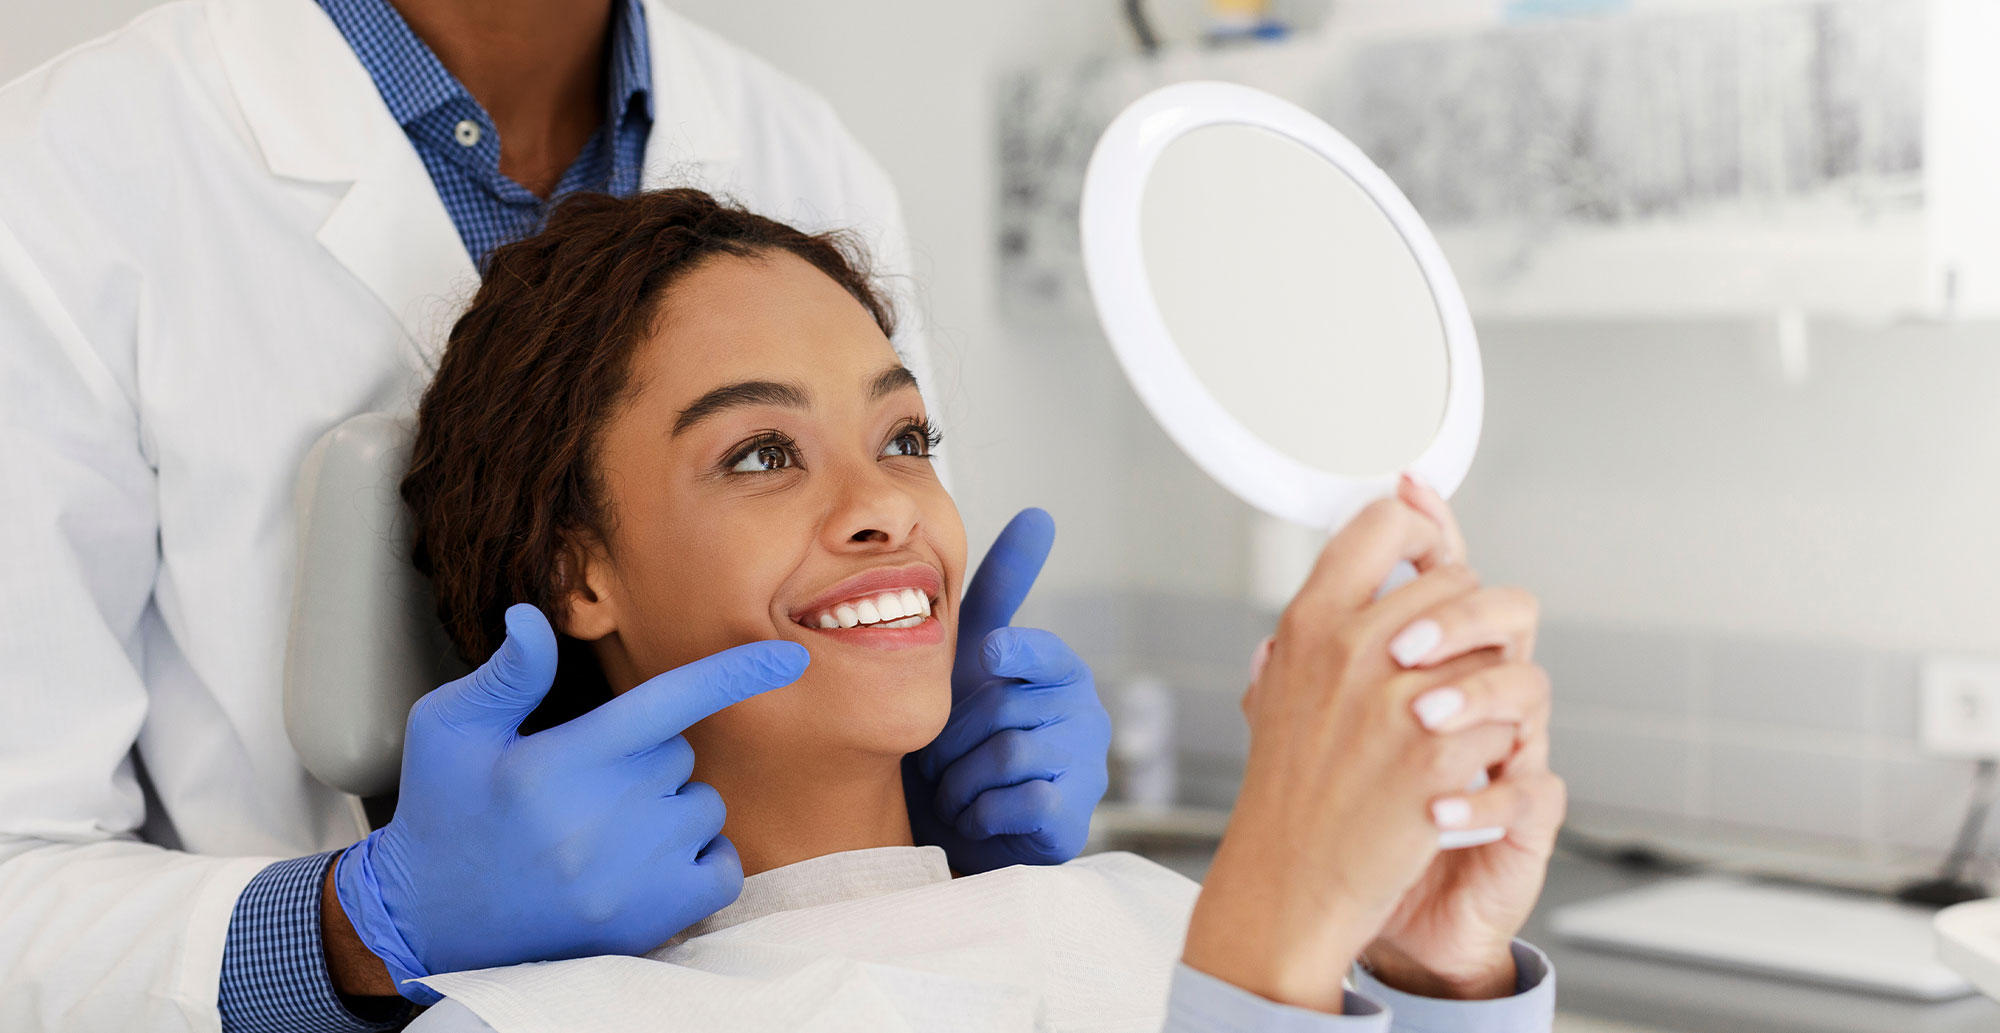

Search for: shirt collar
xmin=317 ymin=0 xmax=654 ymax=131
xmin=606 ymin=0 xmax=655 ymax=130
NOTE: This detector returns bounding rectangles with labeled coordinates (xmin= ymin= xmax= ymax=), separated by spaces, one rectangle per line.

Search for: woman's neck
xmin=698 ymin=754 xmax=915 ymax=877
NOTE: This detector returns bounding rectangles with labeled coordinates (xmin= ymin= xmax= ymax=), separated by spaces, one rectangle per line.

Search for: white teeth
xmin=805 ymin=586 xmax=936 ymax=629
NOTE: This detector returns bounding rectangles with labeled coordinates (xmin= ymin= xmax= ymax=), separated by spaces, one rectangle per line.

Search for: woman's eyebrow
xmin=870 ymin=365 xmax=919 ymax=399
xmin=672 ymin=380 xmax=810 ymax=436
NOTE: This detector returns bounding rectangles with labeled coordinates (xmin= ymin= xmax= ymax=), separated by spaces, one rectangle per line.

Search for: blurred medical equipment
xmin=1936 ymin=896 xmax=2000 ymax=1001
xmin=1077 ymin=81 xmax=1494 ymax=849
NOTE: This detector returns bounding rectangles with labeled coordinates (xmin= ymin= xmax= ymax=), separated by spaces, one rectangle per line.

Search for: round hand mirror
xmin=1080 ymin=81 xmax=1497 ymax=849
xmin=1079 ymin=81 xmax=1481 ymax=534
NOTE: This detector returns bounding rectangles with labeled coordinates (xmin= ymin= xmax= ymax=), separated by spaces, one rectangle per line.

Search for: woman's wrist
xmin=1359 ymin=938 xmax=1517 ymax=1000
xmin=1182 ymin=864 xmax=1376 ymax=1013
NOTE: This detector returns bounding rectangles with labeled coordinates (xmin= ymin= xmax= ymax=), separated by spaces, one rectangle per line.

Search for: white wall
xmin=19 ymin=2 xmax=2000 ymax=652
xmin=1461 ymin=316 xmax=2000 ymax=652
xmin=0 ymin=0 xmax=168 ymax=84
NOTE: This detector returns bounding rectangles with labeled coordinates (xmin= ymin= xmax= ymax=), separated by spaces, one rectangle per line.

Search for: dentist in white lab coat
xmin=0 ymin=1 xmax=1560 ymax=1030
xmin=0 ymin=1 xmax=1106 ymax=1029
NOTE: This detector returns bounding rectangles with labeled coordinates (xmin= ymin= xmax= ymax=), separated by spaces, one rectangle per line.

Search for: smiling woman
xmin=403 ymin=187 xmax=965 ymax=875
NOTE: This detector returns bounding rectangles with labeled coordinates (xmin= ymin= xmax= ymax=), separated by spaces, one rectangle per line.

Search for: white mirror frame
xmin=1080 ymin=81 xmax=1484 ymax=531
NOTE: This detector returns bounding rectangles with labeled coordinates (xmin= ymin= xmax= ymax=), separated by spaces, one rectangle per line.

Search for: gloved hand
xmin=334 ymin=603 xmax=808 ymax=1003
xmin=905 ymin=508 xmax=1112 ymax=872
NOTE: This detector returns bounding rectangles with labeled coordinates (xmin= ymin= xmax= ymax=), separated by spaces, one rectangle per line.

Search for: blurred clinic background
xmin=13 ymin=1 xmax=2000 ymax=1030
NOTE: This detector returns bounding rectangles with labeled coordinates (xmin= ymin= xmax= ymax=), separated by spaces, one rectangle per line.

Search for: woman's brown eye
xmin=730 ymin=443 xmax=794 ymax=473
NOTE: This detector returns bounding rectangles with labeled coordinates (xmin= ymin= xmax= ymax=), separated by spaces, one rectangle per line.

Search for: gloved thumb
xmin=954 ymin=508 xmax=1055 ymax=696
xmin=417 ymin=603 xmax=559 ymax=737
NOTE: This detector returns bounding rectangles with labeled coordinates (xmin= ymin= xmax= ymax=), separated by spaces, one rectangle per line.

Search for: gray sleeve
xmin=1164 ymin=963 xmax=1390 ymax=1032
xmin=1165 ymin=941 xmax=1555 ymax=1033
xmin=1351 ymin=941 xmax=1556 ymax=1033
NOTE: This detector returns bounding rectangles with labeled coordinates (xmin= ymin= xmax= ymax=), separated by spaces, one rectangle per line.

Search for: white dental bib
xmin=412 ymin=846 xmax=1200 ymax=1032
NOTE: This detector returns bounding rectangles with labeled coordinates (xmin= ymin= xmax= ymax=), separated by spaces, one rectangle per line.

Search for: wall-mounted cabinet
xmin=998 ymin=0 xmax=2000 ymax=322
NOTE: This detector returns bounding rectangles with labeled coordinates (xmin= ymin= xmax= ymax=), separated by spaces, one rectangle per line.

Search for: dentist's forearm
xmin=322 ymin=856 xmax=399 ymax=997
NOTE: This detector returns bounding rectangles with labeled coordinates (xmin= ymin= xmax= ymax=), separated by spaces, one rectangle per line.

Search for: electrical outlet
xmin=1920 ymin=655 xmax=2000 ymax=758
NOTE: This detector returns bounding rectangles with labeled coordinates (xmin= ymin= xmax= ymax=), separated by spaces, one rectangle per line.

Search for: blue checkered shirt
xmin=216 ymin=3 xmax=653 ymax=1029
xmin=312 ymin=0 xmax=653 ymax=268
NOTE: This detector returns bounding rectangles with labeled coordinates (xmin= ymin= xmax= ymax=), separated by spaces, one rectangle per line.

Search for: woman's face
xmin=565 ymin=250 xmax=965 ymax=764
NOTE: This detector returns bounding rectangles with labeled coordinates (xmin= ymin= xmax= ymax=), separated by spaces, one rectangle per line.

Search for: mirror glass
xmin=1139 ymin=124 xmax=1448 ymax=478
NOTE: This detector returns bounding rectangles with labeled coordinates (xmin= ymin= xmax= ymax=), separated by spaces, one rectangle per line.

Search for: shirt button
xmin=453 ymin=120 xmax=482 ymax=147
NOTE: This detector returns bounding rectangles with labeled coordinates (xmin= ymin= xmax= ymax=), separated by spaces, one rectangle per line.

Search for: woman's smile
xmin=787 ymin=561 xmax=947 ymax=650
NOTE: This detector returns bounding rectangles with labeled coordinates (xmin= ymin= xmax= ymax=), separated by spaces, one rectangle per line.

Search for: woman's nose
xmin=822 ymin=460 xmax=922 ymax=550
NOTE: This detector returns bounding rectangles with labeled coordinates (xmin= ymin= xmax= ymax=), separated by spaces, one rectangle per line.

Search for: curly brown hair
xmin=402 ymin=188 xmax=897 ymax=729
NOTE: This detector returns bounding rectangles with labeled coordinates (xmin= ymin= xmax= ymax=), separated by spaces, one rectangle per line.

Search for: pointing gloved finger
xmin=414 ymin=603 xmax=559 ymax=739
xmin=1409 ymin=662 xmax=1550 ymax=735
xmin=953 ymin=780 xmax=1067 ymax=851
xmin=953 ymin=508 xmax=1055 ymax=697
xmin=979 ymin=626 xmax=1089 ymax=687
xmin=551 ymin=640 xmax=808 ymax=758
xmin=933 ymin=727 xmax=1066 ymax=826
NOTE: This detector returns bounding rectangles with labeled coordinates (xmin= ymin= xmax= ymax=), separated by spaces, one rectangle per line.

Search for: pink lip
xmin=798 ymin=617 xmax=947 ymax=650
xmin=788 ymin=562 xmax=945 ymax=624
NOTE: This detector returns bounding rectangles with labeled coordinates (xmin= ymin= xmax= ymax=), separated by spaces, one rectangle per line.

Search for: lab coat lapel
xmin=638 ymin=0 xmax=742 ymax=186
xmin=207 ymin=0 xmax=476 ymax=359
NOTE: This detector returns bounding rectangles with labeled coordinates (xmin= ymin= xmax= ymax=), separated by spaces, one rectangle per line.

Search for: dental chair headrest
xmin=284 ymin=412 xmax=469 ymax=798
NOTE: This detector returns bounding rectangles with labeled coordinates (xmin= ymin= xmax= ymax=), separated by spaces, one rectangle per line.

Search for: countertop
xmin=1122 ymin=839 xmax=2000 ymax=1033
xmin=1523 ymin=853 xmax=2000 ymax=1033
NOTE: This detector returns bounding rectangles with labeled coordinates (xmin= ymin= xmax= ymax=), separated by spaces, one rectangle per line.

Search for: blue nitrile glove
xmin=334 ymin=603 xmax=808 ymax=1003
xmin=905 ymin=508 xmax=1112 ymax=872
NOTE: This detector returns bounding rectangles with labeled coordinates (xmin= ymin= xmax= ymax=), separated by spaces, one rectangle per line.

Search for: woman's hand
xmin=1359 ymin=476 xmax=1565 ymax=999
xmin=1180 ymin=495 xmax=1526 ymax=1013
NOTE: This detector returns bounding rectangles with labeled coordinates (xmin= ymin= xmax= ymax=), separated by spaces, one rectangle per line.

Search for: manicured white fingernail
xmin=1432 ymin=797 xmax=1472 ymax=829
xmin=1413 ymin=687 xmax=1464 ymax=731
xmin=1389 ymin=619 xmax=1442 ymax=667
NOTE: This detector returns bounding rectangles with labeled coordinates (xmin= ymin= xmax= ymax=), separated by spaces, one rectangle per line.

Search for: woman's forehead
xmin=643 ymin=251 xmax=901 ymax=406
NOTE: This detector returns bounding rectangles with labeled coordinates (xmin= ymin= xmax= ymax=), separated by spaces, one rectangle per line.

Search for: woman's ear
xmin=556 ymin=537 xmax=621 ymax=642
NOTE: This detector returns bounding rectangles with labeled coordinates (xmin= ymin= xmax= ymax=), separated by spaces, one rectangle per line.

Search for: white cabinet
xmin=997 ymin=0 xmax=2000 ymax=321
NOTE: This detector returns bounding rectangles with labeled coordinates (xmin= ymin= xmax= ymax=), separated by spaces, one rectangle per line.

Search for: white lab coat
xmin=0 ymin=1 xmax=930 ymax=1029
